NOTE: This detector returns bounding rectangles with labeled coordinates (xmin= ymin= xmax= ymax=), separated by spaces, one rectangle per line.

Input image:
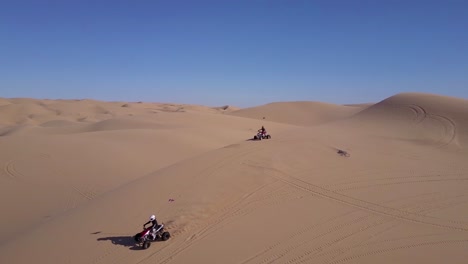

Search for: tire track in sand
xmin=254 ymin=212 xmax=379 ymax=264
xmin=109 ymin=143 xmax=266 ymax=264
xmin=335 ymin=176 xmax=468 ymax=192
xmin=427 ymin=113 xmax=457 ymax=148
xmin=406 ymin=104 xmax=427 ymax=124
xmin=193 ymin=182 xmax=302 ymax=240
xmin=61 ymin=185 xmax=100 ymax=213
xmin=383 ymin=104 xmax=456 ymax=148
xmin=151 ymin=182 xmax=302 ymax=264
xmin=326 ymin=172 xmax=467 ymax=190
xmin=241 ymin=190 xmax=455 ymax=264
xmin=273 ymin=167 xmax=468 ymax=231
xmin=328 ymin=239 xmax=468 ymax=264
xmin=136 ymin=143 xmax=310 ymax=264
xmin=71 ymin=185 xmax=99 ymax=201
xmin=403 ymin=104 xmax=456 ymax=148
xmin=135 ymin=182 xmax=277 ymax=264
xmin=3 ymin=159 xmax=23 ymax=180
xmin=150 ymin=143 xmax=265 ymax=238
xmin=285 ymin=191 xmax=460 ymax=264
xmin=297 ymin=192 xmax=468 ymax=264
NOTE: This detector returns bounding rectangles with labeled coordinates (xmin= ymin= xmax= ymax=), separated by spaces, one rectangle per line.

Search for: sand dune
xmin=342 ymin=92 xmax=468 ymax=149
xmin=1 ymin=93 xmax=468 ymax=264
xmin=0 ymin=98 xmax=296 ymax=245
xmin=0 ymin=98 xmax=237 ymax=126
xmin=228 ymin=101 xmax=366 ymax=126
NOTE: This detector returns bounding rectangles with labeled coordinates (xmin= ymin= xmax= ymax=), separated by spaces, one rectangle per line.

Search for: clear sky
xmin=1 ymin=0 xmax=467 ymax=107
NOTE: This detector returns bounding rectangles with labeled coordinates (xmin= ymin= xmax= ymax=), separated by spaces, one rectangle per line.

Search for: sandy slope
xmin=0 ymin=98 xmax=297 ymax=244
xmin=228 ymin=101 xmax=366 ymax=126
xmin=1 ymin=93 xmax=468 ymax=264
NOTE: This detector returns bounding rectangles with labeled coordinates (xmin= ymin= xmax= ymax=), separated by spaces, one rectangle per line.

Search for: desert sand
xmin=0 ymin=92 xmax=467 ymax=264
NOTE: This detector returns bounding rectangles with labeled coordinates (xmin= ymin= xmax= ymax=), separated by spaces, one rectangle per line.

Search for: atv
xmin=253 ymin=131 xmax=271 ymax=140
xmin=133 ymin=223 xmax=171 ymax=249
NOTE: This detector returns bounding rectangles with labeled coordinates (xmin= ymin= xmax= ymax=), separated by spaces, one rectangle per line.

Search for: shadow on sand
xmin=97 ymin=236 xmax=142 ymax=250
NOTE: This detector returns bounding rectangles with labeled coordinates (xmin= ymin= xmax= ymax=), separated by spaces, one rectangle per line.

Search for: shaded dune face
xmin=0 ymin=92 xmax=467 ymax=264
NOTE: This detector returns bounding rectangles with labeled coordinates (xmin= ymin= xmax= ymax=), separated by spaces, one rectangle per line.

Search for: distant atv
xmin=134 ymin=223 xmax=170 ymax=249
xmin=253 ymin=131 xmax=271 ymax=140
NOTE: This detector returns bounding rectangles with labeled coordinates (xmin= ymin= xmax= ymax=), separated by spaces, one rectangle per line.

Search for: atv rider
xmin=258 ymin=126 xmax=266 ymax=135
xmin=144 ymin=214 xmax=160 ymax=237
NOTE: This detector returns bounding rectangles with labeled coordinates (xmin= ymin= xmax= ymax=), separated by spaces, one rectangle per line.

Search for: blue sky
xmin=1 ymin=0 xmax=467 ymax=107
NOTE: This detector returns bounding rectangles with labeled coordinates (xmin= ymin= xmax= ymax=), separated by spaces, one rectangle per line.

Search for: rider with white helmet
xmin=143 ymin=214 xmax=159 ymax=236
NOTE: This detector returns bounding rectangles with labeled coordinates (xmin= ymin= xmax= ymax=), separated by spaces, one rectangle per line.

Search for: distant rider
xmin=258 ymin=126 xmax=266 ymax=135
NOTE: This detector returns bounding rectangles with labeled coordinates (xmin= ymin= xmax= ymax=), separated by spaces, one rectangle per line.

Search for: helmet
xmin=149 ymin=215 xmax=155 ymax=221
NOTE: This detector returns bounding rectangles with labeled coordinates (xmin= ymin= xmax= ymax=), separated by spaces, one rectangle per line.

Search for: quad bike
xmin=133 ymin=223 xmax=171 ymax=249
xmin=253 ymin=131 xmax=271 ymax=140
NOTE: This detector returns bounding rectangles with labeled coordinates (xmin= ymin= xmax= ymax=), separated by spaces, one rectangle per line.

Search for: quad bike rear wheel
xmin=162 ymin=231 xmax=171 ymax=241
